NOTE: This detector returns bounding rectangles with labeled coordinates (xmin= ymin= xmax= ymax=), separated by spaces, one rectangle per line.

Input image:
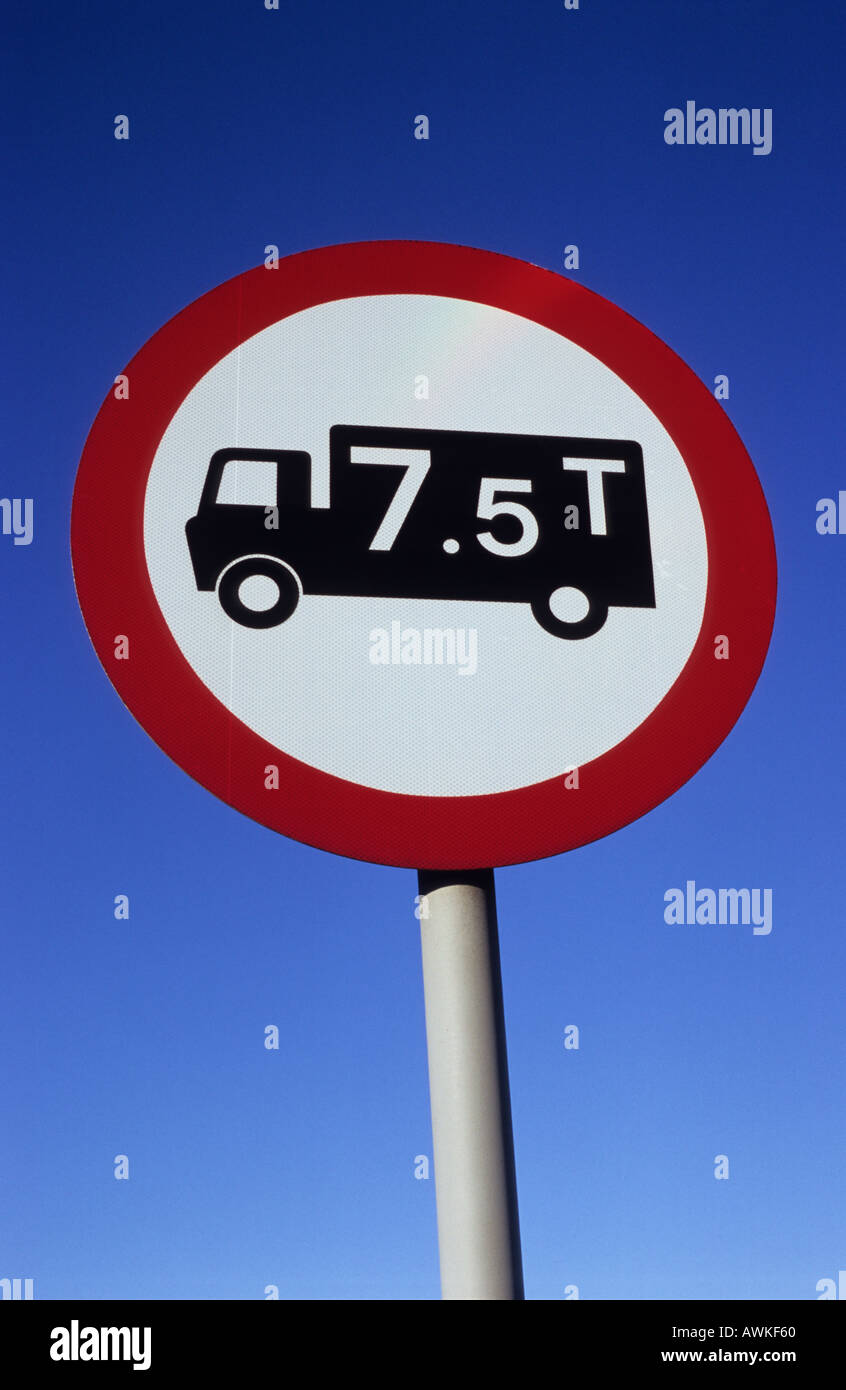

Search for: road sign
xmin=71 ymin=240 xmax=777 ymax=868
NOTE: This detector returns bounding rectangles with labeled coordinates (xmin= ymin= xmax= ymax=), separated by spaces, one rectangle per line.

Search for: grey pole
xmin=417 ymin=867 xmax=524 ymax=1300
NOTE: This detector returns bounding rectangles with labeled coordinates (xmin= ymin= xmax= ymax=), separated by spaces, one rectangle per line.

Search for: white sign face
xmin=144 ymin=293 xmax=707 ymax=797
xmin=73 ymin=241 xmax=775 ymax=868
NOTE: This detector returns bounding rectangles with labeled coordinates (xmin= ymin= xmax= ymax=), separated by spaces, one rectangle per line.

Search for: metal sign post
xmin=418 ymin=868 xmax=524 ymax=1300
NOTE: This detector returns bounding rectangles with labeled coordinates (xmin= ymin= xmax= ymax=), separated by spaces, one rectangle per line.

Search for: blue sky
xmin=2 ymin=0 xmax=844 ymax=1299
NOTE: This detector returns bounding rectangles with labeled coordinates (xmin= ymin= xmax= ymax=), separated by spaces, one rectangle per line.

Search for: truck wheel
xmin=217 ymin=557 xmax=300 ymax=629
xmin=531 ymin=586 xmax=608 ymax=640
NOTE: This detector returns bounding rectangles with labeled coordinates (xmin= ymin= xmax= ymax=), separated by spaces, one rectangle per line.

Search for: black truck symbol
xmin=185 ymin=425 xmax=655 ymax=640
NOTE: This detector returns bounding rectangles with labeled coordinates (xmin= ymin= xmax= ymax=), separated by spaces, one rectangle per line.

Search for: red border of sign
xmin=71 ymin=240 xmax=777 ymax=868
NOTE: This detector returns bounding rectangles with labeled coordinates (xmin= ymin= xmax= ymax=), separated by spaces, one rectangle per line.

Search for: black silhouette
xmin=185 ymin=425 xmax=655 ymax=639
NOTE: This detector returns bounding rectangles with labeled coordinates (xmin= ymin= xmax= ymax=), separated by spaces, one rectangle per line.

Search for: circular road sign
xmin=71 ymin=240 xmax=777 ymax=869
